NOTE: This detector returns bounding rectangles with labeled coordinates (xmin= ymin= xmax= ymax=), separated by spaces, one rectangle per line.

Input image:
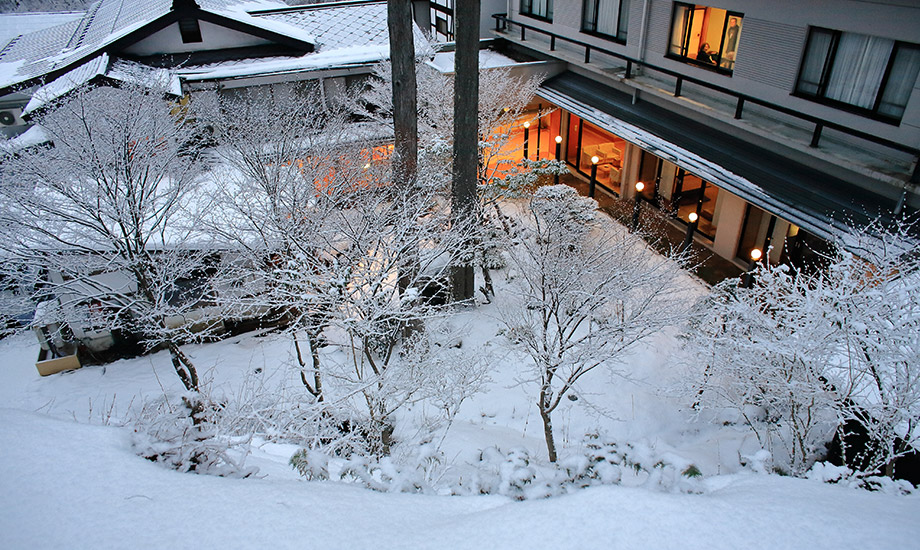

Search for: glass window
xmin=795 ymin=28 xmax=920 ymax=122
xmin=521 ymin=0 xmax=553 ymax=21
xmin=668 ymin=3 xmax=742 ymax=74
xmin=582 ymin=0 xmax=630 ymax=42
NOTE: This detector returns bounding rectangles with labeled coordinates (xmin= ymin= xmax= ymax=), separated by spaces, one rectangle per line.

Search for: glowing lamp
xmin=591 ymin=155 xmax=599 ymax=165
xmin=635 ymin=181 xmax=645 ymax=192
xmin=554 ymin=135 xmax=563 ymax=144
xmin=750 ymin=248 xmax=763 ymax=261
xmin=688 ymin=212 xmax=698 ymax=223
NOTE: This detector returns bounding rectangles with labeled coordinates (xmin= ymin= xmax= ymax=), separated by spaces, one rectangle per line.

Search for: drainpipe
xmin=633 ymin=0 xmax=651 ymax=105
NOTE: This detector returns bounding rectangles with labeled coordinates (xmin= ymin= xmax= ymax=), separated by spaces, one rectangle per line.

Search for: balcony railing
xmin=492 ymin=14 xmax=920 ymax=183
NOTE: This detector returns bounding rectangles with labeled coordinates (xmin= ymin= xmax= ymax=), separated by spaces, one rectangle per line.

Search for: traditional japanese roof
xmin=0 ymin=0 xmax=322 ymax=96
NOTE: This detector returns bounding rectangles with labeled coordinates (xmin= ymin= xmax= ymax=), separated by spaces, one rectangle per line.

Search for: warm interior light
xmin=503 ymin=107 xmax=509 ymax=112
xmin=750 ymin=248 xmax=763 ymax=261
xmin=591 ymin=155 xmax=599 ymax=165
xmin=363 ymin=163 xmax=371 ymax=170
xmin=523 ymin=121 xmax=530 ymax=129
xmin=688 ymin=212 xmax=698 ymax=223
xmin=555 ymin=135 xmax=563 ymax=144
xmin=635 ymin=181 xmax=645 ymax=192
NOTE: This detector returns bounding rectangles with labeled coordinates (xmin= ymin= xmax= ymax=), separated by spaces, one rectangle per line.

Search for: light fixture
xmin=688 ymin=212 xmax=698 ymax=223
xmin=523 ymin=121 xmax=530 ymax=129
xmin=591 ymin=155 xmax=599 ymax=165
xmin=555 ymin=135 xmax=563 ymax=144
xmin=750 ymin=248 xmax=763 ymax=261
xmin=635 ymin=181 xmax=645 ymax=192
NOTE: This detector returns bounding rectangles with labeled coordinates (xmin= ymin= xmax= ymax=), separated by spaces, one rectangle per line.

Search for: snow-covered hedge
xmin=290 ymin=434 xmax=704 ymax=499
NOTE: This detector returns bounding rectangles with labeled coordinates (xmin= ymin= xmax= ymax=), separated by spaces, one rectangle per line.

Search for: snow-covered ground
xmin=1 ymin=267 xmax=918 ymax=548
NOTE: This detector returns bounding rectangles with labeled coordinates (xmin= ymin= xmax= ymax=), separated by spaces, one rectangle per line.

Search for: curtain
xmin=825 ymin=33 xmax=893 ymax=109
xmin=595 ymin=0 xmax=618 ymax=36
xmin=797 ymin=29 xmax=834 ymax=96
xmin=878 ymin=45 xmax=920 ymax=120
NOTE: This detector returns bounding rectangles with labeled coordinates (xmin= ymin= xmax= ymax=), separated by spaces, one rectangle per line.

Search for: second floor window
xmin=795 ymin=28 xmax=920 ymax=123
xmin=521 ymin=0 xmax=553 ymax=21
xmin=582 ymin=0 xmax=631 ymax=43
xmin=668 ymin=3 xmax=742 ymax=74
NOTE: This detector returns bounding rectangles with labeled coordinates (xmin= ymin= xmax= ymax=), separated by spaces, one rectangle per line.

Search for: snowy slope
xmin=0 ymin=258 xmax=918 ymax=550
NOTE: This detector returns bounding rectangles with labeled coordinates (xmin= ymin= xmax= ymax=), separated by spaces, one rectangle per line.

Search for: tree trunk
xmin=450 ymin=0 xmax=479 ymax=302
xmin=540 ymin=405 xmax=558 ymax=463
xmin=167 ymin=340 xmax=199 ymax=393
xmin=387 ymin=0 xmax=421 ymax=310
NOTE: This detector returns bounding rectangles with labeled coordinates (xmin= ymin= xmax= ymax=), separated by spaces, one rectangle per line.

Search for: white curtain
xmin=797 ymin=30 xmax=834 ymax=96
xmin=596 ymin=0 xmax=618 ymax=36
xmin=878 ymin=46 xmax=920 ymax=119
xmin=825 ymin=33 xmax=893 ymax=109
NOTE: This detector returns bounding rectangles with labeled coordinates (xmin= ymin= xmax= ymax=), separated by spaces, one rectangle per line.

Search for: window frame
xmin=581 ymin=0 xmax=630 ymax=44
xmin=520 ymin=0 xmax=553 ymax=23
xmin=793 ymin=27 xmax=920 ymax=124
xmin=665 ymin=2 xmax=743 ymax=76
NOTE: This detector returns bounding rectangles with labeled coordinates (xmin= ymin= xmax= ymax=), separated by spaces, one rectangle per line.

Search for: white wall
xmin=123 ymin=19 xmax=271 ymax=56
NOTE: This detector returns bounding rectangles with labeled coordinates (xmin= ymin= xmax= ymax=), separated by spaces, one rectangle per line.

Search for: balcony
xmin=490 ymin=14 xmax=919 ymax=209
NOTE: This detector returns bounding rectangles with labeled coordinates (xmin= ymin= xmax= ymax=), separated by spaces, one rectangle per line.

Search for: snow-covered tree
xmin=689 ymin=218 xmax=920 ymax=478
xmin=200 ymin=85 xmax=481 ymax=454
xmin=688 ymin=264 xmax=841 ymax=475
xmin=0 ymin=84 xmax=211 ymax=392
xmin=501 ymin=185 xmax=692 ymax=462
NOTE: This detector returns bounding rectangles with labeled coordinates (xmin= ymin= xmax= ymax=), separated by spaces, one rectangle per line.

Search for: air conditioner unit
xmin=0 ymin=107 xmax=25 ymax=127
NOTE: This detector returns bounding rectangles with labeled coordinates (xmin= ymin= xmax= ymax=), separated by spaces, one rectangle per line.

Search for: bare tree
xmin=0 ymin=85 xmax=210 ymax=391
xmin=500 ymin=185 xmax=692 ymax=461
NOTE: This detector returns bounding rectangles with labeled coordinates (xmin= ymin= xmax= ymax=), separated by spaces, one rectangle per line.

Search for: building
xmin=474 ymin=1 xmax=919 ymax=268
xmin=0 ymin=0 xmax=411 ymax=141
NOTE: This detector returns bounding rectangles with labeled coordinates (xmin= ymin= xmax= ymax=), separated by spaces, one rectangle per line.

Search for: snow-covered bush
xmin=290 ymin=443 xmax=444 ymax=494
xmin=292 ymin=434 xmax=703 ymax=499
xmin=807 ymin=462 xmax=915 ymax=495
xmin=130 ymin=394 xmax=258 ymax=478
xmin=459 ymin=435 xmax=704 ymax=500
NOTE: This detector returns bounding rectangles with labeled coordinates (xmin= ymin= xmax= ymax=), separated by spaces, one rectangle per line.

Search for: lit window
xmin=521 ymin=0 xmax=553 ymax=21
xmin=582 ymin=0 xmax=631 ymax=43
xmin=668 ymin=3 xmax=742 ymax=74
xmin=796 ymin=28 xmax=920 ymax=123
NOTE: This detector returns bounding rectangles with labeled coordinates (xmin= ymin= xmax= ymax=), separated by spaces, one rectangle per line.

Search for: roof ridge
xmin=0 ymin=35 xmax=21 ymax=61
xmin=67 ymin=0 xmax=103 ymax=50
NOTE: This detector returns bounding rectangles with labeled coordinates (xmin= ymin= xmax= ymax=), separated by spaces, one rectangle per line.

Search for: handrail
xmin=492 ymin=14 xmax=920 ymax=163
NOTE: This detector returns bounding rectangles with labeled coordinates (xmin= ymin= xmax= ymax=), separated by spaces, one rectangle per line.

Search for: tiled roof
xmin=258 ymin=1 xmax=389 ymax=51
xmin=0 ymin=11 xmax=84 ymax=47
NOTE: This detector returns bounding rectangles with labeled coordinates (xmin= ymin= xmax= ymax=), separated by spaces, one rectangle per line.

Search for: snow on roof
xmin=23 ymin=54 xmax=109 ymax=116
xmin=178 ymin=44 xmax=390 ymax=81
xmin=427 ymin=49 xmax=521 ymax=74
xmin=0 ymin=124 xmax=50 ymax=154
xmin=23 ymin=55 xmax=182 ymax=116
xmin=0 ymin=11 xmax=84 ymax=48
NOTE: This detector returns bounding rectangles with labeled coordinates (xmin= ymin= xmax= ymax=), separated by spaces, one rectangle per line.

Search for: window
xmin=795 ymin=28 xmax=920 ymax=123
xmin=668 ymin=3 xmax=742 ymax=74
xmin=430 ymin=0 xmax=453 ymax=41
xmin=582 ymin=0 xmax=630 ymax=42
xmin=178 ymin=18 xmax=202 ymax=44
xmin=521 ymin=0 xmax=553 ymax=21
